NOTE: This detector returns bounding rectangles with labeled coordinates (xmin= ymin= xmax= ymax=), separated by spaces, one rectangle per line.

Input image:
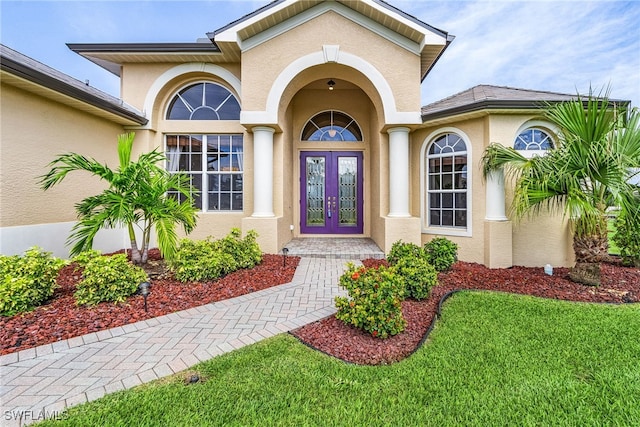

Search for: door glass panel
xmin=306 ymin=157 xmax=325 ymax=227
xmin=338 ymin=157 xmax=358 ymax=225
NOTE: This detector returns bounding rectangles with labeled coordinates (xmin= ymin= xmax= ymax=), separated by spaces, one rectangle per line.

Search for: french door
xmin=300 ymin=151 xmax=363 ymax=234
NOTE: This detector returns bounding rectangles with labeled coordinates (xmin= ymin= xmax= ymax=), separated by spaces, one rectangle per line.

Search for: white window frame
xmin=514 ymin=120 xmax=559 ymax=159
xmin=420 ymin=127 xmax=473 ymax=237
xmin=165 ymin=134 xmax=244 ymax=213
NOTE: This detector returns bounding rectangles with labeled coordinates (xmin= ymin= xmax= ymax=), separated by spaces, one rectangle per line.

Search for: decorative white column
xmin=252 ymin=126 xmax=275 ymax=217
xmin=485 ymin=169 xmax=508 ymax=220
xmin=388 ymin=127 xmax=411 ymax=217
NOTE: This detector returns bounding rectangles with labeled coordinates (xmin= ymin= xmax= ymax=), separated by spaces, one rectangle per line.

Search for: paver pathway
xmin=0 ymin=257 xmax=359 ymax=426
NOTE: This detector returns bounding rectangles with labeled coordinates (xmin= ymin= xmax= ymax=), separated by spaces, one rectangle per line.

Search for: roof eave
xmin=421 ymin=98 xmax=631 ymax=123
xmin=67 ymin=42 xmax=222 ymax=77
xmin=1 ymin=54 xmax=147 ymax=126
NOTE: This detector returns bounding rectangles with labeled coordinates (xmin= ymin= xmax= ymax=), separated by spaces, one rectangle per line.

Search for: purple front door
xmin=300 ymin=151 xmax=363 ymax=234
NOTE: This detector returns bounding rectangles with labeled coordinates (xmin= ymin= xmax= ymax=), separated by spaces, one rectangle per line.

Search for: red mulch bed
xmin=2 ymin=254 xmax=638 ymax=366
xmin=0 ymin=250 xmax=300 ymax=356
xmin=290 ymin=259 xmax=640 ymax=365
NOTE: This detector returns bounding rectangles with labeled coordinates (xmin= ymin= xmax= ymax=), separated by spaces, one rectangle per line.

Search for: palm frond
xmin=39 ymin=153 xmax=114 ymax=190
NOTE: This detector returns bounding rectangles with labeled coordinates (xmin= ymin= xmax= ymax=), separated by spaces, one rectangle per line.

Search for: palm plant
xmin=40 ymin=133 xmax=197 ymax=264
xmin=482 ymin=89 xmax=640 ymax=265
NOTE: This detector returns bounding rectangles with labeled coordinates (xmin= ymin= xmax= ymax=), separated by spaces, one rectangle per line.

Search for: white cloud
xmin=411 ymin=1 xmax=640 ymax=107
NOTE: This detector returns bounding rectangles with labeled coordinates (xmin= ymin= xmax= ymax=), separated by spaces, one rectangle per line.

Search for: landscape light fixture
xmin=138 ymin=281 xmax=151 ymax=312
xmin=282 ymin=247 xmax=289 ymax=267
xmin=327 ymin=79 xmax=335 ymax=90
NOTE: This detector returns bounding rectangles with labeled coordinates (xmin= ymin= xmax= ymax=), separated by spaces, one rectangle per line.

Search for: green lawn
xmin=608 ymin=217 xmax=621 ymax=255
xmin=41 ymin=292 xmax=640 ymax=426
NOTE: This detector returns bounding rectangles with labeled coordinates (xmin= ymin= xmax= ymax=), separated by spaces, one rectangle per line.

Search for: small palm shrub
xmin=424 ymin=237 xmax=458 ymax=272
xmin=335 ymin=263 xmax=406 ymax=338
xmin=168 ymin=229 xmax=263 ymax=282
xmin=613 ymin=208 xmax=640 ymax=267
xmin=73 ymin=250 xmax=147 ymax=306
xmin=0 ymin=247 xmax=66 ymax=316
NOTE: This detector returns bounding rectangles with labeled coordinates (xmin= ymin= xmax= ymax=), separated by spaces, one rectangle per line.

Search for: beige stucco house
xmin=2 ymin=0 xmax=626 ymax=267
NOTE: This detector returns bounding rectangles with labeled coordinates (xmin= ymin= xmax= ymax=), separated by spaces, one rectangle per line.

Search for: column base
xmin=242 ymin=216 xmax=281 ymax=254
xmin=484 ymin=220 xmax=513 ymax=268
xmin=375 ymin=216 xmax=421 ymax=253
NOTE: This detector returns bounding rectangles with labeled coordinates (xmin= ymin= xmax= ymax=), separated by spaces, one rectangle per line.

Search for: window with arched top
xmin=426 ymin=133 xmax=468 ymax=230
xmin=301 ymin=111 xmax=362 ymax=141
xmin=514 ymin=128 xmax=554 ymax=151
xmin=164 ymin=81 xmax=243 ymax=212
xmin=166 ymin=82 xmax=240 ymax=120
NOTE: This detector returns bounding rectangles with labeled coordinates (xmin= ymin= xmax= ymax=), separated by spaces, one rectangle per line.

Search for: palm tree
xmin=482 ymin=89 xmax=640 ymax=268
xmin=40 ymin=132 xmax=197 ymax=264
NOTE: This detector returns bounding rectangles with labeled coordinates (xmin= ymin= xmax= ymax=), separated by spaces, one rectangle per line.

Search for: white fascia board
xmin=214 ymin=0 xmax=297 ymax=44
xmin=234 ymin=2 xmax=422 ymax=55
xmin=360 ymin=0 xmax=447 ymax=48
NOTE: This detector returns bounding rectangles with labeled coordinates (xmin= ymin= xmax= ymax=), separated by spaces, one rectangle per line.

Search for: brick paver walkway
xmin=1 ymin=239 xmax=383 ymax=426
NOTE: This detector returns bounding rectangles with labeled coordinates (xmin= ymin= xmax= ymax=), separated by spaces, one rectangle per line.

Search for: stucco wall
xmin=412 ymin=112 xmax=574 ymax=267
xmin=241 ymin=10 xmax=421 ymax=114
xmin=0 ymin=83 xmax=124 ymax=227
xmin=0 ymin=82 xmax=131 ymax=257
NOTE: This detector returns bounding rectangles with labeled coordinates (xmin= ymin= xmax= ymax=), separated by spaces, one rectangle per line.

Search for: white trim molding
xmin=141 ymin=63 xmax=242 ymax=129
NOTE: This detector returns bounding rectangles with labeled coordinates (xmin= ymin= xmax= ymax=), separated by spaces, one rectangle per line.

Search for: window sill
xmin=422 ymin=226 xmax=471 ymax=238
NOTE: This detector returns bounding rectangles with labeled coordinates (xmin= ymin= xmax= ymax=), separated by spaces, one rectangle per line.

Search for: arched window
xmin=164 ymin=81 xmax=243 ymax=212
xmin=426 ymin=133 xmax=468 ymax=229
xmin=166 ymin=82 xmax=240 ymax=120
xmin=514 ymin=128 xmax=554 ymax=151
xmin=301 ymin=111 xmax=362 ymax=141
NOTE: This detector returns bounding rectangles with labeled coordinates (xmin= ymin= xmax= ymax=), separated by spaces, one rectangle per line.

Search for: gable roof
xmin=208 ymin=0 xmax=454 ymax=81
xmin=421 ymin=85 xmax=630 ymax=122
xmin=1 ymin=44 xmax=147 ymax=126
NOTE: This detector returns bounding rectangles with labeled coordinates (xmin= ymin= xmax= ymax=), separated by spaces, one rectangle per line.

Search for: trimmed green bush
xmin=212 ymin=228 xmax=262 ymax=269
xmin=424 ymin=237 xmax=458 ymax=272
xmin=73 ymin=250 xmax=147 ymax=306
xmin=169 ymin=239 xmax=236 ymax=282
xmin=335 ymin=263 xmax=406 ymax=338
xmin=168 ymin=229 xmax=263 ymax=282
xmin=394 ymin=256 xmax=438 ymax=300
xmin=613 ymin=208 xmax=640 ymax=267
xmin=387 ymin=240 xmax=423 ymax=266
xmin=0 ymin=247 xmax=66 ymax=316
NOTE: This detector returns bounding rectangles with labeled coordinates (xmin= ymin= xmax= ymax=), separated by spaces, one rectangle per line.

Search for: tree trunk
xmin=570 ymin=234 xmax=609 ymax=286
xmin=572 ymin=234 xmax=610 ymax=264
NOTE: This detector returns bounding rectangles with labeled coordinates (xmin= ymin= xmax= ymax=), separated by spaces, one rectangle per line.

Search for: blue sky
xmin=2 ymin=0 xmax=639 ymax=107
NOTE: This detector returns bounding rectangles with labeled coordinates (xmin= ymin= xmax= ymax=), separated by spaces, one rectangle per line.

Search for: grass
xmin=41 ymin=292 xmax=640 ymax=426
xmin=608 ymin=217 xmax=621 ymax=255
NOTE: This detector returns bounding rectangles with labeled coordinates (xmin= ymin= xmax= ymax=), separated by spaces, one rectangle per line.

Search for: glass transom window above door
xmin=300 ymin=151 xmax=363 ymax=234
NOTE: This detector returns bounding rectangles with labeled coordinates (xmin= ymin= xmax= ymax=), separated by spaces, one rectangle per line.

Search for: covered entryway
xmin=300 ymin=151 xmax=363 ymax=234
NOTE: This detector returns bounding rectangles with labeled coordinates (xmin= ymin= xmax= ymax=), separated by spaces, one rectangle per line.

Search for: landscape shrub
xmin=212 ymin=228 xmax=262 ymax=269
xmin=386 ymin=240 xmax=423 ymax=266
xmin=424 ymin=237 xmax=458 ymax=272
xmin=73 ymin=250 xmax=147 ymax=306
xmin=168 ymin=239 xmax=235 ymax=282
xmin=613 ymin=209 xmax=640 ymax=267
xmin=335 ymin=263 xmax=406 ymax=338
xmin=394 ymin=256 xmax=438 ymax=300
xmin=0 ymin=247 xmax=66 ymax=316
xmin=168 ymin=229 xmax=263 ymax=282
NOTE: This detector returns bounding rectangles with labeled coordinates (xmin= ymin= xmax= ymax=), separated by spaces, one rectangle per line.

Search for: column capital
xmin=387 ymin=126 xmax=411 ymax=135
xmin=252 ymin=126 xmax=276 ymax=134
